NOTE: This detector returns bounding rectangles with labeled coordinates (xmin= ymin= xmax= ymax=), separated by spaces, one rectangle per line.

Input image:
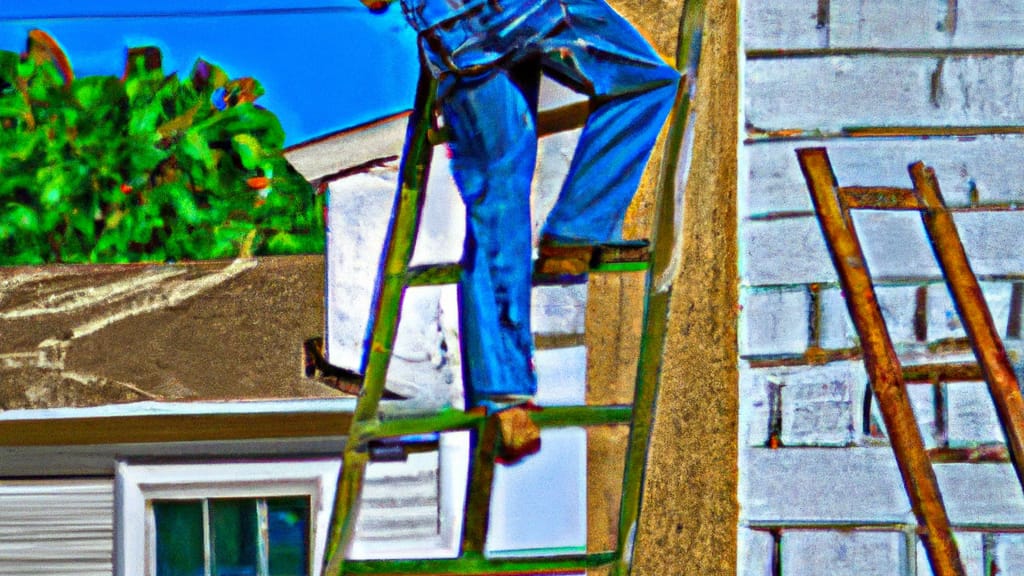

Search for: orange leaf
xmin=246 ymin=176 xmax=270 ymax=189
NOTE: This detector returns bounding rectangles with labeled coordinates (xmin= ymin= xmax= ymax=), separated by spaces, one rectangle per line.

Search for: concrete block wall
xmin=740 ymin=1 xmax=1024 ymax=573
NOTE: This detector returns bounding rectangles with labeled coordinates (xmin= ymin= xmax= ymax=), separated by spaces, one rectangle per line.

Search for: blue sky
xmin=0 ymin=1 xmax=419 ymax=145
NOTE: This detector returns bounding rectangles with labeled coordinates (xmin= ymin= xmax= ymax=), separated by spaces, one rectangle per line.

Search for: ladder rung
xmin=928 ymin=444 xmax=1010 ymax=464
xmin=839 ymin=186 xmax=923 ymax=210
xmin=352 ymin=405 xmax=633 ymax=445
xmin=534 ymin=332 xmax=585 ymax=350
xmin=902 ymin=362 xmax=983 ymax=382
xmin=406 ymin=263 xmax=461 ymax=286
xmin=406 ymin=244 xmax=651 ymax=287
xmin=429 ymin=101 xmax=591 ymax=146
xmin=342 ymin=550 xmax=616 ymax=575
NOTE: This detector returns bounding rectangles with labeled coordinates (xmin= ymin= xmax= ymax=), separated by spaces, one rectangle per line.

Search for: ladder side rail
xmin=460 ymin=418 xmax=499 ymax=556
xmin=354 ymin=67 xmax=440 ymax=427
xmin=322 ymin=63 xmax=439 ymax=576
xmin=796 ymin=147 xmax=965 ymax=576
xmin=908 ymin=162 xmax=1024 ymax=495
xmin=612 ymin=1 xmax=704 ymax=573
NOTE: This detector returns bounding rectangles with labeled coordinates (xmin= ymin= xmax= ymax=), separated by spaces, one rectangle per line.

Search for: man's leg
xmin=537 ymin=0 xmax=680 ymax=243
xmin=439 ymin=65 xmax=541 ymax=410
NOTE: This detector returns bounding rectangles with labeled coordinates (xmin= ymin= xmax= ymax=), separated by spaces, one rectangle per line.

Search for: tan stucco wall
xmin=596 ymin=1 xmax=740 ymax=573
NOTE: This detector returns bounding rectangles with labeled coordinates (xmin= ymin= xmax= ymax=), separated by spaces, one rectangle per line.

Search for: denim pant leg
xmin=538 ymin=0 xmax=681 ymax=242
xmin=439 ymin=69 xmax=540 ymax=407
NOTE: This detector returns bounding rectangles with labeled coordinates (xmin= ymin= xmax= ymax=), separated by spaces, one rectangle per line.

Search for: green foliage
xmin=0 ymin=33 xmax=323 ymax=265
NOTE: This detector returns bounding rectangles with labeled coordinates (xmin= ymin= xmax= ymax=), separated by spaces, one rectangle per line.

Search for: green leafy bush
xmin=0 ymin=31 xmax=323 ymax=265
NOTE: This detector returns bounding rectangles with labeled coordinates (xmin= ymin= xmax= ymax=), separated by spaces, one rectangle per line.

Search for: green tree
xmin=0 ymin=30 xmax=324 ymax=265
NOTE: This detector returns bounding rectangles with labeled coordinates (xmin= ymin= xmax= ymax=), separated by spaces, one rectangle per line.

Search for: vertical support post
xmin=909 ymin=162 xmax=1024 ymax=497
xmin=321 ymin=62 xmax=439 ymax=576
xmin=797 ymin=148 xmax=964 ymax=576
xmin=461 ymin=417 xmax=499 ymax=556
xmin=612 ymin=1 xmax=704 ymax=574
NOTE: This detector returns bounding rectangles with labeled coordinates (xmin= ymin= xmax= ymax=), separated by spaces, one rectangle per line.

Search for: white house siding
xmin=741 ymin=1 xmax=1024 ymax=574
xmin=0 ymin=455 xmax=450 ymax=575
xmin=0 ymin=480 xmax=114 ymax=576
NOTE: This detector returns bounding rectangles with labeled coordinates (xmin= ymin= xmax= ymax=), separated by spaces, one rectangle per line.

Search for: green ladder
xmin=321 ymin=3 xmax=703 ymax=574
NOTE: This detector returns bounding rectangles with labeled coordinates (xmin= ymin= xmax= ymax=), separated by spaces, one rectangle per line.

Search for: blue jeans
xmin=401 ymin=0 xmax=679 ymax=407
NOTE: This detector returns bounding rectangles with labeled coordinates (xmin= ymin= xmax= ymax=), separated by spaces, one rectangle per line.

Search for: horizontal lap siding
xmin=0 ymin=481 xmax=114 ymax=576
xmin=0 ymin=466 xmax=446 ymax=575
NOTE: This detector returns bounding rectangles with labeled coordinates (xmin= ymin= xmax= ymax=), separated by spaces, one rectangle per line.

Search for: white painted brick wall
xmin=740 ymin=1 xmax=1024 ymax=574
xmin=740 ymin=363 xmax=868 ymax=448
xmin=927 ymin=282 xmax=965 ymax=342
xmin=819 ymin=287 xmax=858 ymax=350
xmin=936 ymin=57 xmax=1024 ymax=125
xmin=955 ymin=0 xmax=1024 ymax=48
xmin=741 ymin=136 xmax=1024 ymax=219
xmin=738 ymin=529 xmax=1024 ymax=576
xmin=740 ymin=288 xmax=810 ymax=357
xmin=994 ymin=533 xmax=1024 ymax=574
xmin=742 ymin=0 xmax=823 ymax=50
xmin=957 ymin=212 xmax=1024 ymax=276
xmin=905 ymin=383 xmax=939 ymax=449
xmin=738 ymin=528 xmax=775 ymax=576
xmin=781 ymin=530 xmax=907 ymax=576
xmin=853 ymin=211 xmax=943 ymax=280
xmin=745 ymin=57 xmax=939 ymax=132
xmin=744 ymin=0 xmax=1024 ymax=51
xmin=742 ymin=449 xmax=1024 ymax=526
xmin=742 ymin=213 xmax=1024 ymax=287
xmin=741 ymin=217 xmax=837 ymax=285
xmin=780 ymin=375 xmax=856 ymax=446
xmin=937 ymin=463 xmax=1024 ymax=525
xmin=945 ymin=381 xmax=1006 ymax=447
xmin=738 ymin=364 xmax=773 ymax=447
xmin=739 ymin=283 xmax=1024 ymax=449
xmin=741 ymin=448 xmax=912 ymax=524
xmin=925 ymin=282 xmax=1014 ymax=343
xmin=747 ymin=56 xmax=1024 ymax=132
xmin=829 ymin=0 xmax=951 ymax=49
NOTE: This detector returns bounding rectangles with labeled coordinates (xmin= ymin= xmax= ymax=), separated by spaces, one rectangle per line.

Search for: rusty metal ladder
xmin=797 ymin=147 xmax=1024 ymax=576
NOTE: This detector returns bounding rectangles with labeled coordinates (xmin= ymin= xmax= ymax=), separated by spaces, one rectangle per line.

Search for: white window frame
xmin=115 ymin=433 xmax=470 ymax=575
xmin=116 ymin=458 xmax=341 ymax=576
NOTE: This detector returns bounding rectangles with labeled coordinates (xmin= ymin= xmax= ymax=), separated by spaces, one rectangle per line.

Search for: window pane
xmin=266 ymin=497 xmax=310 ymax=576
xmin=210 ymin=499 xmax=260 ymax=576
xmin=153 ymin=500 xmax=205 ymax=576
